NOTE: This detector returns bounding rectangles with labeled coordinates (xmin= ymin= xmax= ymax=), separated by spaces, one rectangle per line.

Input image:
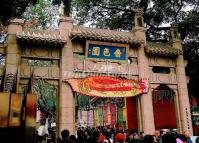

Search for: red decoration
xmin=65 ymin=76 xmax=148 ymax=98
xmin=110 ymin=100 xmax=116 ymax=127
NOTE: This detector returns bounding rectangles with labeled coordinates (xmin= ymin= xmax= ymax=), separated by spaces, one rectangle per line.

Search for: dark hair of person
xmin=61 ymin=129 xmax=70 ymax=139
xmin=69 ymin=135 xmax=77 ymax=142
xmin=142 ymin=134 xmax=154 ymax=143
xmin=77 ymin=129 xmax=85 ymax=138
xmin=160 ymin=130 xmax=164 ymax=135
xmin=140 ymin=131 xmax=144 ymax=135
xmin=57 ymin=137 xmax=62 ymax=143
xmin=162 ymin=133 xmax=176 ymax=143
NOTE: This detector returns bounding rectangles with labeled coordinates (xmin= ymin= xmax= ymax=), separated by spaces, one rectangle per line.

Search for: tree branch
xmin=92 ymin=2 xmax=132 ymax=13
xmin=145 ymin=20 xmax=170 ymax=31
xmin=174 ymin=0 xmax=183 ymax=22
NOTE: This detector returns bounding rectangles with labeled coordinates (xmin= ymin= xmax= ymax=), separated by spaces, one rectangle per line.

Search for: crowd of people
xmin=36 ymin=125 xmax=198 ymax=143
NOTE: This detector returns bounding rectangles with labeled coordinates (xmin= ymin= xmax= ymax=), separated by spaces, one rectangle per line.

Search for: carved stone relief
xmin=51 ymin=68 xmax=60 ymax=78
xmin=66 ymin=70 xmax=138 ymax=80
xmin=33 ymin=47 xmax=49 ymax=57
xmin=86 ymin=61 xmax=106 ymax=72
xmin=37 ymin=67 xmax=59 ymax=78
xmin=20 ymin=66 xmax=59 ymax=79
xmin=129 ymin=47 xmax=138 ymax=57
xmin=20 ymin=57 xmax=60 ymax=79
xmin=21 ymin=46 xmax=60 ymax=59
xmin=73 ymin=54 xmax=84 ymax=71
xmin=148 ymin=57 xmax=176 ymax=67
xmin=149 ymin=67 xmax=177 ymax=84
xmin=51 ymin=48 xmax=60 ymax=59
xmin=19 ymin=79 xmax=29 ymax=85
xmin=73 ymin=42 xmax=84 ymax=53
xmin=20 ymin=66 xmax=31 ymax=77
xmin=4 ymin=73 xmax=16 ymax=92
xmin=73 ymin=54 xmax=138 ymax=75
xmin=150 ymin=84 xmax=178 ymax=90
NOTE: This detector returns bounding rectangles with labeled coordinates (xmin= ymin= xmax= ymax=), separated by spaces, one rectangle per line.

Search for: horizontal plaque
xmin=86 ymin=40 xmax=129 ymax=62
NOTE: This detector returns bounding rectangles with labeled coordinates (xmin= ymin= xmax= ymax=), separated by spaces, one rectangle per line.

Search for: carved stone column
xmin=171 ymin=23 xmax=193 ymax=134
xmin=5 ymin=19 xmax=24 ymax=92
xmin=132 ymin=10 xmax=155 ymax=134
xmin=58 ymin=16 xmax=75 ymax=135
xmin=137 ymin=43 xmax=155 ymax=134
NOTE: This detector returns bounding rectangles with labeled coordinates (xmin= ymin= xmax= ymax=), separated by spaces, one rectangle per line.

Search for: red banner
xmin=65 ymin=76 xmax=148 ymax=97
xmin=104 ymin=102 xmax=108 ymax=126
xmin=110 ymin=100 xmax=116 ymax=127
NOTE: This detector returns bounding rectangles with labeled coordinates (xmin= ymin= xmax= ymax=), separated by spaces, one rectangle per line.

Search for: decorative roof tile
xmin=16 ymin=29 xmax=67 ymax=45
xmin=145 ymin=42 xmax=183 ymax=56
xmin=71 ymin=26 xmax=143 ymax=44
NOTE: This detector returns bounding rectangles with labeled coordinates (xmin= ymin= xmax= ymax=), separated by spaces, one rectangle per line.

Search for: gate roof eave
xmin=16 ymin=29 xmax=67 ymax=46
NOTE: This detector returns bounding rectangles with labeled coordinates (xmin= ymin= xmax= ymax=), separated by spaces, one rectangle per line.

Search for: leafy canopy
xmin=22 ymin=0 xmax=59 ymax=30
xmin=72 ymin=0 xmax=195 ymax=30
xmin=0 ymin=0 xmax=37 ymax=25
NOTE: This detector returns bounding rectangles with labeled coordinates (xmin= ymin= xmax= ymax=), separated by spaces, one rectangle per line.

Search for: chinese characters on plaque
xmin=86 ymin=41 xmax=128 ymax=62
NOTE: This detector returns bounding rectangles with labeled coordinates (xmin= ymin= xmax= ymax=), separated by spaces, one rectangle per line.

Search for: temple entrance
xmin=66 ymin=75 xmax=147 ymax=132
xmin=152 ymin=84 xmax=177 ymax=130
xmin=75 ymin=93 xmax=138 ymax=132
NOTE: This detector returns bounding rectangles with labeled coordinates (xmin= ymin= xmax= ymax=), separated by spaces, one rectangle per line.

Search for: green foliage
xmin=52 ymin=0 xmax=71 ymax=16
xmin=22 ymin=0 xmax=59 ymax=30
xmin=0 ymin=0 xmax=37 ymax=25
xmin=191 ymin=106 xmax=199 ymax=125
xmin=76 ymin=93 xmax=91 ymax=109
xmin=179 ymin=9 xmax=199 ymax=40
xmin=72 ymin=0 xmax=198 ymax=42
xmin=33 ymin=79 xmax=56 ymax=117
xmin=72 ymin=0 xmax=195 ymax=30
xmin=0 ymin=0 xmax=71 ymax=26
xmin=182 ymin=9 xmax=199 ymax=97
xmin=72 ymin=0 xmax=136 ymax=30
